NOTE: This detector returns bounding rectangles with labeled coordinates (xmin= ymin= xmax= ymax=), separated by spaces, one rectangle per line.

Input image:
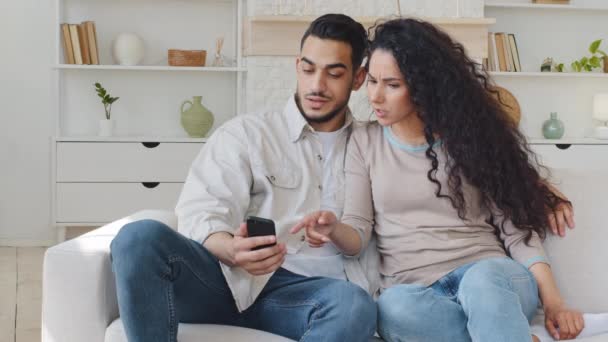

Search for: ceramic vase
xmin=542 ymin=112 xmax=565 ymax=139
xmin=180 ymin=96 xmax=214 ymax=138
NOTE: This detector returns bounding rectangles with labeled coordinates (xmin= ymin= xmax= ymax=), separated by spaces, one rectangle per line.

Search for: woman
xmin=292 ymin=19 xmax=607 ymax=341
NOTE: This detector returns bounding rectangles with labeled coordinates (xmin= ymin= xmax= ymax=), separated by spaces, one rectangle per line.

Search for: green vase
xmin=542 ymin=112 xmax=565 ymax=139
xmin=180 ymin=96 xmax=214 ymax=138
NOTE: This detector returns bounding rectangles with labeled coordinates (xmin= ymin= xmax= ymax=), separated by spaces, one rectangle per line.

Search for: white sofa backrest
xmin=542 ymin=169 xmax=608 ymax=313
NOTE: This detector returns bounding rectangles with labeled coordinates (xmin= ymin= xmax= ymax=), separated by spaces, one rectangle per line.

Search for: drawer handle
xmin=142 ymin=142 xmax=160 ymax=148
xmin=142 ymin=182 xmax=160 ymax=189
xmin=555 ymin=144 xmax=571 ymax=150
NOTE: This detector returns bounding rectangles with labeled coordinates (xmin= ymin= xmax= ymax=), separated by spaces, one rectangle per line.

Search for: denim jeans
xmin=110 ymin=219 xmax=377 ymax=342
xmin=377 ymin=257 xmax=539 ymax=342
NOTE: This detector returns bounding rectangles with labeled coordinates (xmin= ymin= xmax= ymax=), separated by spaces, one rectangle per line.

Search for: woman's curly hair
xmin=367 ymin=18 xmax=568 ymax=243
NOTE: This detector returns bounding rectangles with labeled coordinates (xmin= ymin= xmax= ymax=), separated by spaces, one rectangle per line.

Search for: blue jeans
xmin=110 ymin=219 xmax=377 ymax=342
xmin=377 ymin=257 xmax=539 ymax=342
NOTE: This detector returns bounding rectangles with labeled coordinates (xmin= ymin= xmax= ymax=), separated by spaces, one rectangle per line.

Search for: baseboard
xmin=0 ymin=239 xmax=56 ymax=247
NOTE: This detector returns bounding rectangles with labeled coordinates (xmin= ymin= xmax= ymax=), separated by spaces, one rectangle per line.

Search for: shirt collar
xmin=284 ymin=95 xmax=354 ymax=143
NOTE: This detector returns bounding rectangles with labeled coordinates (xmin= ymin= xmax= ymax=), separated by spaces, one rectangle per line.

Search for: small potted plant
xmin=544 ymin=39 xmax=607 ymax=73
xmin=94 ymin=82 xmax=119 ymax=136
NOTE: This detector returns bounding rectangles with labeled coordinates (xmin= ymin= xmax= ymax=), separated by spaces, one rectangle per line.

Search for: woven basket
xmin=168 ymin=49 xmax=207 ymax=67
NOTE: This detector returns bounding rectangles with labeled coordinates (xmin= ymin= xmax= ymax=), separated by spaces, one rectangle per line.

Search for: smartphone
xmin=246 ymin=216 xmax=277 ymax=251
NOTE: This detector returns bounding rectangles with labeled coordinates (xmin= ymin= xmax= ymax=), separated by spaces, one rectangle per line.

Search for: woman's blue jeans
xmin=377 ymin=257 xmax=539 ymax=342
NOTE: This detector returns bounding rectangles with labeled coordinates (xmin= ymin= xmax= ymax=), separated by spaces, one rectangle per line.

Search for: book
xmin=508 ymin=34 xmax=521 ymax=72
xmin=494 ymin=33 xmax=507 ymax=72
xmin=60 ymin=23 xmax=75 ymax=64
xmin=77 ymin=23 xmax=91 ymax=64
xmin=490 ymin=33 xmax=499 ymax=72
xmin=69 ymin=24 xmax=83 ymax=65
xmin=84 ymin=21 xmax=99 ymax=65
xmin=502 ymin=33 xmax=514 ymax=71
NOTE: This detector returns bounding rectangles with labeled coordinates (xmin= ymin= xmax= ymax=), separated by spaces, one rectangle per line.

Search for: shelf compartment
xmin=244 ymin=15 xmax=496 ymax=59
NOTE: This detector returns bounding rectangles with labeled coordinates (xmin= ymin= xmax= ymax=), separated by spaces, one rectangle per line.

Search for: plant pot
xmin=604 ymin=56 xmax=608 ymax=73
xmin=99 ymin=119 xmax=114 ymax=137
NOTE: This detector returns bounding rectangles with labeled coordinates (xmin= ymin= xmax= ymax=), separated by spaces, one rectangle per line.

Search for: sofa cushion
xmin=105 ymin=319 xmax=296 ymax=342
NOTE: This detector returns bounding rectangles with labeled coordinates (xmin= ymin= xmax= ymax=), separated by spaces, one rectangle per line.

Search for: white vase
xmin=112 ymin=33 xmax=145 ymax=66
xmin=99 ymin=119 xmax=114 ymax=137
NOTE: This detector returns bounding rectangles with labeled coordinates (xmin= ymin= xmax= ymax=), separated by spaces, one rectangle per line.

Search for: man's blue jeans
xmin=377 ymin=257 xmax=539 ymax=342
xmin=110 ymin=219 xmax=377 ymax=342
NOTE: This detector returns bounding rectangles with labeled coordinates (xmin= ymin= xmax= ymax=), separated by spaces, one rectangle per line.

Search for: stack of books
xmin=484 ymin=32 xmax=521 ymax=72
xmin=60 ymin=21 xmax=99 ymax=65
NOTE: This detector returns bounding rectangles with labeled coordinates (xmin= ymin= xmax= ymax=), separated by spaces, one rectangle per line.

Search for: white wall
xmin=0 ymin=0 xmax=55 ymax=245
xmin=244 ymin=0 xmax=484 ymax=119
xmin=0 ymin=0 xmax=482 ymax=245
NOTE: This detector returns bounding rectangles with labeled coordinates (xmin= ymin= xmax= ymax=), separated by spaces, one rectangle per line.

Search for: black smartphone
xmin=246 ymin=216 xmax=277 ymax=251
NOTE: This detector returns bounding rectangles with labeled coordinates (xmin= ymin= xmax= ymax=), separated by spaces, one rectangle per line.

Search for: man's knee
xmin=323 ymin=281 xmax=377 ymax=332
xmin=111 ymin=219 xmax=175 ymax=261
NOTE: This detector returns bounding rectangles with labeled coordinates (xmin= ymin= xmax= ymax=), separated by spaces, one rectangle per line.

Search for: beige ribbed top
xmin=342 ymin=122 xmax=547 ymax=290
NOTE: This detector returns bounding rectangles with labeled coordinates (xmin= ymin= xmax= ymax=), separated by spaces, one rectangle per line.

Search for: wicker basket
xmin=168 ymin=49 xmax=207 ymax=67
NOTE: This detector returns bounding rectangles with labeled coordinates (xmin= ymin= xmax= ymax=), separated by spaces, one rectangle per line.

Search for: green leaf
xmin=590 ymin=56 xmax=601 ymax=67
xmin=581 ymin=57 xmax=589 ymax=65
xmin=589 ymin=39 xmax=602 ymax=54
xmin=109 ymin=97 xmax=119 ymax=104
xmin=556 ymin=63 xmax=564 ymax=72
xmin=585 ymin=65 xmax=593 ymax=71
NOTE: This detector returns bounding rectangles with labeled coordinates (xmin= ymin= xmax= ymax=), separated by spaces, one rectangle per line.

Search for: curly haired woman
xmin=293 ymin=18 xmax=608 ymax=342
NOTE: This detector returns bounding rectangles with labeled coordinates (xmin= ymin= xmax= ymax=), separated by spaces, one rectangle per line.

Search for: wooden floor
xmin=0 ymin=247 xmax=45 ymax=342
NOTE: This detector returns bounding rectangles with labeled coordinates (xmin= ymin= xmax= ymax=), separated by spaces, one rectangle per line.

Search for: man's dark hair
xmin=300 ymin=14 xmax=368 ymax=70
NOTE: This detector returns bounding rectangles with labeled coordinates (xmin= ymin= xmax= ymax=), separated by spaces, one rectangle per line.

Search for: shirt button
xmin=270 ymin=175 xmax=276 ymax=181
xmin=300 ymin=235 xmax=305 ymax=242
xmin=317 ymin=155 xmax=323 ymax=161
xmin=318 ymin=185 xmax=323 ymax=190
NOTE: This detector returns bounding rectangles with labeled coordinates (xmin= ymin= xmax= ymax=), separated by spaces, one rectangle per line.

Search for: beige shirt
xmin=342 ymin=122 xmax=547 ymax=290
xmin=175 ymin=97 xmax=376 ymax=311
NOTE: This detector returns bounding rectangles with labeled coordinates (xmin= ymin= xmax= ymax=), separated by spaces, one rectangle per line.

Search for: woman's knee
xmin=459 ymin=258 xmax=538 ymax=319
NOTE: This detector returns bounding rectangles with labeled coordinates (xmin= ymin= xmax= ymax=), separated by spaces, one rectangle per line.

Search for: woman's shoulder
xmin=351 ymin=120 xmax=383 ymax=144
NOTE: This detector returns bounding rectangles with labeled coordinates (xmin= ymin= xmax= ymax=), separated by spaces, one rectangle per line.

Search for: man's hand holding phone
xmin=230 ymin=219 xmax=286 ymax=276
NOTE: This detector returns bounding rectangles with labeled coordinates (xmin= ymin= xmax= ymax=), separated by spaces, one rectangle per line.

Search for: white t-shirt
xmin=281 ymin=129 xmax=347 ymax=280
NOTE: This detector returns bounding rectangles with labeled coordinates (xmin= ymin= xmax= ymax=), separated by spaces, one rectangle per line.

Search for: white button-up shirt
xmin=175 ymin=96 xmax=379 ymax=312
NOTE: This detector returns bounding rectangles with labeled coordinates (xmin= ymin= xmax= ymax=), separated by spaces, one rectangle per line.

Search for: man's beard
xmin=294 ymin=92 xmax=350 ymax=124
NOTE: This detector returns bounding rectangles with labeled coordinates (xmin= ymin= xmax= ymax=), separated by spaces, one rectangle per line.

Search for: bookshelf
xmin=52 ymin=0 xmax=245 ymax=237
xmin=490 ymin=71 xmax=608 ymax=78
xmin=485 ymin=2 xmax=608 ymax=11
xmin=54 ymin=64 xmax=246 ymax=72
xmin=484 ymin=0 xmax=608 ymax=144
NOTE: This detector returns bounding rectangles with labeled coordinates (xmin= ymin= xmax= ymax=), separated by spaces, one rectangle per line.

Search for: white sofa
xmin=42 ymin=169 xmax=608 ymax=342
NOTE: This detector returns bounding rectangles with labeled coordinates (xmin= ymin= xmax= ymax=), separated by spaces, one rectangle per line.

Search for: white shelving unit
xmin=485 ymin=2 xmax=608 ymax=11
xmin=490 ymin=71 xmax=608 ymax=78
xmin=484 ymin=1 xmax=608 ymax=144
xmin=54 ymin=64 xmax=246 ymax=72
xmin=51 ymin=0 xmax=245 ymax=237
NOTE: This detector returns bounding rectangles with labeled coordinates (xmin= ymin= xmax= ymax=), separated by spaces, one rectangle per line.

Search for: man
xmin=110 ymin=14 xmax=376 ymax=342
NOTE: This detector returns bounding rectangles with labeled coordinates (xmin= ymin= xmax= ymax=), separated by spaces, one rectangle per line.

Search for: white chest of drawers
xmin=52 ymin=138 xmax=203 ymax=239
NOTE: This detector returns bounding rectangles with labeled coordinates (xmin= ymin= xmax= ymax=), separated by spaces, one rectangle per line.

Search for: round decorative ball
xmin=112 ymin=33 xmax=145 ymax=66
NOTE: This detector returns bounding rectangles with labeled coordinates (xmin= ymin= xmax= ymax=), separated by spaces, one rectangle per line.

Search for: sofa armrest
xmin=42 ymin=210 xmax=177 ymax=342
